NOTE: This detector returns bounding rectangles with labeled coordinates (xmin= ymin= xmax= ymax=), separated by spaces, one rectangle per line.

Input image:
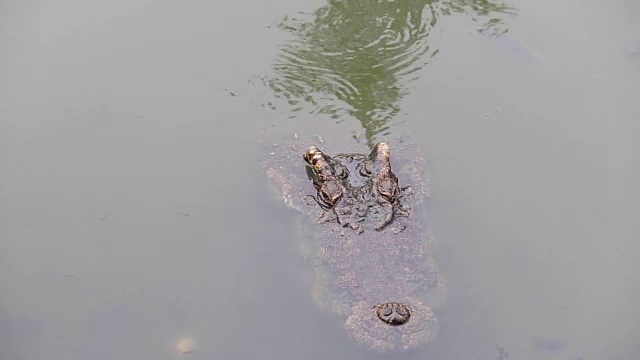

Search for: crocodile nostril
xmin=374 ymin=302 xmax=411 ymax=326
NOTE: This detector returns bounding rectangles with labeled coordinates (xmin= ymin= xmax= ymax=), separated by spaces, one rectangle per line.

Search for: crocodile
xmin=263 ymin=136 xmax=444 ymax=352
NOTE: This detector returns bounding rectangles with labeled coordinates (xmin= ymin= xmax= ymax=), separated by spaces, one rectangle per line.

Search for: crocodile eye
xmin=358 ymin=163 xmax=372 ymax=177
xmin=321 ymin=191 xmax=334 ymax=203
xmin=377 ymin=178 xmax=398 ymax=201
xmin=320 ymin=181 xmax=343 ymax=205
xmin=336 ymin=167 xmax=349 ymax=180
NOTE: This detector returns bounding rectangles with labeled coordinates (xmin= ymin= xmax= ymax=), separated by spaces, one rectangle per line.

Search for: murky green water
xmin=265 ymin=0 xmax=515 ymax=146
xmin=1 ymin=0 xmax=638 ymax=359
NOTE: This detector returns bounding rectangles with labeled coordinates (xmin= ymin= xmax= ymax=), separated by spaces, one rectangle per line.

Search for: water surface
xmin=1 ymin=0 xmax=639 ymax=359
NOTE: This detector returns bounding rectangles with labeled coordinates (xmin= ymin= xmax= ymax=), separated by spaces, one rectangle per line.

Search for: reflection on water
xmin=268 ymin=0 xmax=517 ymax=145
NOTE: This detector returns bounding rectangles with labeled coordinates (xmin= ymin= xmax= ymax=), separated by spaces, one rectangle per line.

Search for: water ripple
xmin=267 ymin=0 xmax=516 ymax=145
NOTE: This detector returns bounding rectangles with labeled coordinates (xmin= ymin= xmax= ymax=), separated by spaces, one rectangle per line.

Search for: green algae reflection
xmin=269 ymin=0 xmax=517 ymax=146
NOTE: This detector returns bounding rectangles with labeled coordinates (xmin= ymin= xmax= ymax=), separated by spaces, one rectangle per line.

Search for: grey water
xmin=1 ymin=0 xmax=638 ymax=359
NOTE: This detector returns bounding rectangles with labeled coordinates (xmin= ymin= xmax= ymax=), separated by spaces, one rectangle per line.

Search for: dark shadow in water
xmin=268 ymin=0 xmax=517 ymax=146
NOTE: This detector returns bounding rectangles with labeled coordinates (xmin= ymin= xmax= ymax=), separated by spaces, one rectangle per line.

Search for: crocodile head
xmin=266 ymin=137 xmax=440 ymax=352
